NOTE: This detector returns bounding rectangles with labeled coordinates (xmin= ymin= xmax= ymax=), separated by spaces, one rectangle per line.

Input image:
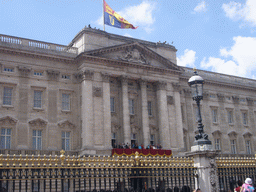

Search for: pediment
xmin=58 ymin=120 xmax=75 ymax=129
xmin=83 ymin=42 xmax=181 ymax=71
xmin=29 ymin=118 xmax=48 ymax=127
xmin=0 ymin=116 xmax=18 ymax=125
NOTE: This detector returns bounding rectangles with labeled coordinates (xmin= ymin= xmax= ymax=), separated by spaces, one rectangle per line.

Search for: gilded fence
xmin=0 ymin=151 xmax=195 ymax=192
xmin=216 ymin=155 xmax=256 ymax=192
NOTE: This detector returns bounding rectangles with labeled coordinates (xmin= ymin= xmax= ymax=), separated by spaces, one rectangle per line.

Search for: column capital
xmin=75 ymin=70 xmax=94 ymax=81
xmin=120 ymin=75 xmax=129 ymax=84
xmin=101 ymin=72 xmax=111 ymax=83
xmin=139 ymin=79 xmax=147 ymax=86
xmin=232 ymin=96 xmax=239 ymax=104
xmin=183 ymin=88 xmax=191 ymax=97
xmin=246 ymin=97 xmax=254 ymax=106
xmin=217 ymin=93 xmax=225 ymax=102
xmin=172 ymin=83 xmax=181 ymax=92
xmin=157 ymin=81 xmax=167 ymax=90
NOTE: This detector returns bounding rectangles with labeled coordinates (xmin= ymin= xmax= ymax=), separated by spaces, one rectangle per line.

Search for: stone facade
xmin=0 ymin=27 xmax=255 ymax=156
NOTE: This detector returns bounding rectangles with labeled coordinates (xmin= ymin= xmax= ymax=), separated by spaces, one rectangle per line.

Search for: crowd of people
xmin=112 ymin=142 xmax=163 ymax=150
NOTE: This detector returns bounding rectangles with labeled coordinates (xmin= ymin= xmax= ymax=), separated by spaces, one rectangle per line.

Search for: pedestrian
xmin=240 ymin=178 xmax=254 ymax=192
xmin=234 ymin=180 xmax=242 ymax=192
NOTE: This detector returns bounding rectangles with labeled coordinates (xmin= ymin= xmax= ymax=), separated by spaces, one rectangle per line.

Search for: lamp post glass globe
xmin=188 ymin=70 xmax=211 ymax=145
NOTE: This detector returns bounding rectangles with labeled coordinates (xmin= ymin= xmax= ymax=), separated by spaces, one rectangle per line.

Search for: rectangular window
xmin=230 ymin=140 xmax=236 ymax=154
xmin=212 ymin=109 xmax=218 ymax=123
xmin=215 ymin=138 xmax=221 ymax=150
xmin=110 ymin=97 xmax=115 ymax=112
xmin=3 ymin=87 xmax=12 ymax=106
xmin=34 ymin=71 xmax=43 ymax=76
xmin=3 ymin=67 xmax=14 ymax=72
xmin=227 ymin=111 xmax=233 ymax=124
xmin=62 ymin=94 xmax=70 ymax=111
xmin=242 ymin=112 xmax=248 ymax=125
xmin=246 ymin=140 xmax=251 ymax=154
xmin=62 ymin=75 xmax=70 ymax=80
xmin=32 ymin=130 xmax=42 ymax=150
xmin=0 ymin=128 xmax=11 ymax=149
xmin=62 ymin=131 xmax=70 ymax=151
xmin=111 ymin=133 xmax=116 ymax=148
xmin=34 ymin=90 xmax=42 ymax=108
xmin=148 ymin=101 xmax=152 ymax=116
xmin=150 ymin=134 xmax=154 ymax=145
xmin=129 ymin=99 xmax=135 ymax=115
xmin=131 ymin=133 xmax=136 ymax=146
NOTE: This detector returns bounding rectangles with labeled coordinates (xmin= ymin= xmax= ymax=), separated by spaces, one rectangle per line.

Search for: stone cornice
xmin=58 ymin=120 xmax=75 ymax=129
xmin=28 ymin=118 xmax=47 ymax=127
xmin=0 ymin=116 xmax=18 ymax=125
xmin=0 ymin=46 xmax=75 ymax=64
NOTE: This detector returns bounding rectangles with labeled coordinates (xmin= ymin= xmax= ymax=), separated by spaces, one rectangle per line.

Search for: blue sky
xmin=1 ymin=0 xmax=256 ymax=79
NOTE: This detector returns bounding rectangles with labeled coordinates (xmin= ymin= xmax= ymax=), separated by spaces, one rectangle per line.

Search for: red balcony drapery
xmin=112 ymin=148 xmax=172 ymax=157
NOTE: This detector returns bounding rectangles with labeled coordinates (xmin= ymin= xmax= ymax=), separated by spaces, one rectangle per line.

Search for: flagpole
xmin=103 ymin=0 xmax=105 ymax=31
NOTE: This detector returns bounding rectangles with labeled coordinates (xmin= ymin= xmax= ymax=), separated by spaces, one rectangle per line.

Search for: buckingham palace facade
xmin=0 ymin=27 xmax=255 ymax=156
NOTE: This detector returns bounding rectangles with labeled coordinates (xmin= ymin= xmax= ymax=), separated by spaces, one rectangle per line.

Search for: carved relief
xmin=203 ymin=91 xmax=209 ymax=99
xmin=75 ymin=70 xmax=94 ymax=82
xmin=217 ymin=93 xmax=225 ymax=102
xmin=157 ymin=81 xmax=167 ymax=90
xmin=183 ymin=89 xmax=191 ymax=97
xmin=28 ymin=118 xmax=47 ymax=127
xmin=232 ymin=96 xmax=239 ymax=104
xmin=0 ymin=116 xmax=18 ymax=126
xmin=101 ymin=72 xmax=111 ymax=83
xmin=46 ymin=70 xmax=60 ymax=80
xmin=119 ymin=48 xmax=149 ymax=64
xmin=93 ymin=87 xmax=102 ymax=97
xmin=243 ymin=131 xmax=252 ymax=139
xmin=131 ymin=123 xmax=140 ymax=134
xmin=167 ymin=96 xmax=174 ymax=105
xmin=172 ymin=83 xmax=180 ymax=92
xmin=111 ymin=122 xmax=121 ymax=133
xmin=209 ymin=157 xmax=218 ymax=192
xmin=58 ymin=120 xmax=75 ymax=129
xmin=18 ymin=66 xmax=31 ymax=77
xmin=246 ymin=97 xmax=253 ymax=106
xmin=150 ymin=124 xmax=159 ymax=134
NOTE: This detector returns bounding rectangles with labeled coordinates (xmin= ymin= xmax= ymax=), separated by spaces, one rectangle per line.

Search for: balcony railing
xmin=0 ymin=34 xmax=78 ymax=55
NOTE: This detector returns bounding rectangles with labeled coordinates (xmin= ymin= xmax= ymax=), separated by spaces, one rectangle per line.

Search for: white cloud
xmin=177 ymin=49 xmax=196 ymax=67
xmin=201 ymin=36 xmax=256 ymax=78
xmin=193 ymin=1 xmax=207 ymax=13
xmin=96 ymin=1 xmax=156 ymax=33
xmin=222 ymin=0 xmax=256 ymax=26
xmin=124 ymin=33 xmax=132 ymax=38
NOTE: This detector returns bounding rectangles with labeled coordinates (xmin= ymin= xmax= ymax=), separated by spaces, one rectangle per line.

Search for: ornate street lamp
xmin=188 ymin=69 xmax=211 ymax=148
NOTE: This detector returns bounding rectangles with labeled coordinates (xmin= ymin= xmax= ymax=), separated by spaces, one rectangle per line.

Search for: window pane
xmin=33 ymin=137 xmax=37 ymax=149
xmin=0 ymin=136 xmax=5 ymax=149
xmin=34 ymin=91 xmax=42 ymax=108
xmin=37 ymin=137 xmax=42 ymax=150
xmin=6 ymin=136 xmax=11 ymax=149
xmin=66 ymin=139 xmax=70 ymax=150
xmin=62 ymin=94 xmax=70 ymax=111
xmin=62 ymin=139 xmax=65 ymax=150
xmin=3 ymin=87 xmax=12 ymax=105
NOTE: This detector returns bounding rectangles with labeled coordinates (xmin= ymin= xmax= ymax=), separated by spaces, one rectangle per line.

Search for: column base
xmin=191 ymin=139 xmax=212 ymax=152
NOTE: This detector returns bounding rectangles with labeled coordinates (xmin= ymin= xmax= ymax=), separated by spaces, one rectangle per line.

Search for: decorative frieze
xmin=93 ymin=87 xmax=102 ymax=97
xmin=130 ymin=123 xmax=141 ymax=134
xmin=243 ymin=131 xmax=252 ymax=139
xmin=111 ymin=122 xmax=121 ymax=133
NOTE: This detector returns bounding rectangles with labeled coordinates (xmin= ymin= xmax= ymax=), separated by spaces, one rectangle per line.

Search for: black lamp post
xmin=188 ymin=69 xmax=211 ymax=146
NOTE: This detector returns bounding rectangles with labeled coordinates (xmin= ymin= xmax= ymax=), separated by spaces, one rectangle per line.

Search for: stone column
xmin=187 ymin=150 xmax=219 ymax=192
xmin=140 ymin=79 xmax=150 ymax=147
xmin=102 ymin=73 xmax=112 ymax=150
xmin=80 ymin=70 xmax=94 ymax=151
xmin=172 ymin=83 xmax=184 ymax=148
xmin=121 ymin=76 xmax=131 ymax=144
xmin=156 ymin=81 xmax=171 ymax=149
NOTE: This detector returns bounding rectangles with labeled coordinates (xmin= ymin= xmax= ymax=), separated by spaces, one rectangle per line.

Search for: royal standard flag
xmin=104 ymin=0 xmax=138 ymax=29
